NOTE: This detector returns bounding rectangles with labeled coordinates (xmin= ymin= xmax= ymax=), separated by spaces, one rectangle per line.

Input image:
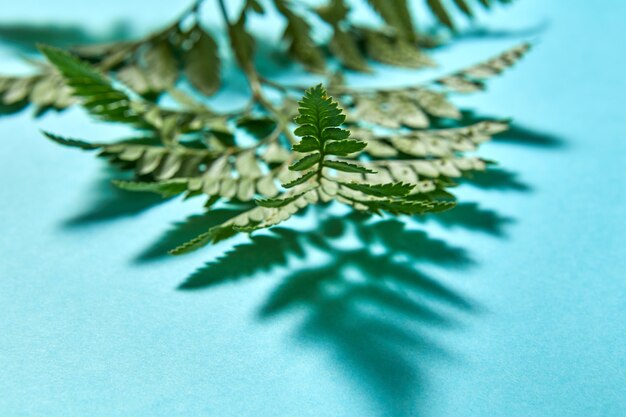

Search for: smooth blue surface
xmin=1 ymin=1 xmax=625 ymax=416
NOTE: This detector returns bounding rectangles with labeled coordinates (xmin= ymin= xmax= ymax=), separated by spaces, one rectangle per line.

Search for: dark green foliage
xmin=182 ymin=24 xmax=220 ymax=96
xmin=112 ymin=179 xmax=190 ymax=198
xmin=339 ymin=182 xmax=415 ymax=198
xmin=0 ymin=0 xmax=529 ymax=264
xmin=34 ymin=41 xmax=529 ymax=256
xmin=0 ymin=0 xmax=516 ymax=115
xmin=426 ymin=0 xmax=513 ymax=30
xmin=166 ymin=84 xmax=463 ymax=252
xmin=39 ymin=45 xmax=141 ymax=124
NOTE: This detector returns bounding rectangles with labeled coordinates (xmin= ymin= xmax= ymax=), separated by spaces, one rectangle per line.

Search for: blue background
xmin=1 ymin=1 xmax=625 ymax=416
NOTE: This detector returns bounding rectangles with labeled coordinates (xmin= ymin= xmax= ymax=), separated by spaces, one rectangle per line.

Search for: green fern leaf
xmin=38 ymin=45 xmax=141 ymax=124
xmin=42 ymin=131 xmax=98 ymax=150
xmin=323 ymin=160 xmax=376 ymax=174
xmin=289 ymin=153 xmax=321 ymax=171
xmin=339 ymin=182 xmax=415 ymax=197
xmin=324 ymin=139 xmax=367 ymax=156
xmin=112 ymin=179 xmax=190 ymax=198
xmin=283 ymin=171 xmax=317 ymax=188
xmin=274 ymin=0 xmax=326 ymax=72
xmin=171 ymin=84 xmax=461 ymax=253
xmin=0 ymin=3 xmax=533 ymax=269
xmin=182 ymin=25 xmax=220 ymax=96
xmin=367 ymin=0 xmax=417 ymax=41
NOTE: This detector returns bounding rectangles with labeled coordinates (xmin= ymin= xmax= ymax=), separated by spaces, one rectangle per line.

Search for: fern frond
xmin=0 ymin=0 xmax=521 ymax=117
xmin=171 ymin=85 xmax=457 ymax=253
xmin=273 ymin=0 xmax=326 ymax=73
xmin=0 ymin=2 xmax=533 ymax=272
xmin=355 ymin=120 xmax=509 ymax=158
xmin=360 ymin=27 xmax=436 ymax=68
xmin=39 ymin=45 xmax=142 ymax=124
xmin=112 ymin=179 xmax=190 ymax=198
xmin=366 ymin=0 xmax=418 ymax=41
xmin=75 ymin=20 xmax=221 ymax=97
xmin=426 ymin=0 xmax=514 ymax=31
xmin=39 ymin=42 xmax=528 ymax=216
xmin=340 ymin=42 xmax=530 ymax=130
xmin=181 ymin=24 xmax=221 ymax=96
xmin=0 ymin=70 xmax=75 ymax=114
xmin=434 ymin=42 xmax=531 ymax=93
xmin=316 ymin=0 xmax=370 ymax=72
xmin=42 ymin=131 xmax=215 ymax=181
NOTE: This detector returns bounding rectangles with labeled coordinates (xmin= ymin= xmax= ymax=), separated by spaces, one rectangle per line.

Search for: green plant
xmin=0 ymin=0 xmax=515 ymax=114
xmin=0 ymin=0 xmax=529 ymax=259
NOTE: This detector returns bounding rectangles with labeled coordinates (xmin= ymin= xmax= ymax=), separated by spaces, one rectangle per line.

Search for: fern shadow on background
xmin=62 ymin=166 xmax=168 ymax=227
xmin=258 ymin=250 xmax=470 ymax=417
xmin=459 ymin=112 xmax=566 ymax=149
xmin=135 ymin=207 xmax=250 ymax=262
xmin=460 ymin=167 xmax=530 ymax=192
xmin=453 ymin=20 xmax=549 ymax=42
xmin=423 ymin=201 xmax=514 ymax=236
xmin=0 ymin=21 xmax=132 ymax=52
xmin=175 ymin=212 xmax=487 ymax=416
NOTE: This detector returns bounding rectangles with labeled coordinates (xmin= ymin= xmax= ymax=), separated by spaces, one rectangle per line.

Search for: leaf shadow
xmin=453 ymin=20 xmax=550 ymax=42
xmin=0 ymin=21 xmax=132 ymax=52
xmin=176 ymin=212 xmax=486 ymax=416
xmin=459 ymin=110 xmax=566 ymax=149
xmin=421 ymin=201 xmax=514 ymax=237
xmin=63 ymin=166 xmax=167 ymax=227
xmin=134 ymin=208 xmax=247 ymax=262
xmin=461 ymin=167 xmax=531 ymax=192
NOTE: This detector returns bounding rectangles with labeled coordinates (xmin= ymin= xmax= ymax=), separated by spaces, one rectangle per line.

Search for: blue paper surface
xmin=1 ymin=1 xmax=625 ymax=416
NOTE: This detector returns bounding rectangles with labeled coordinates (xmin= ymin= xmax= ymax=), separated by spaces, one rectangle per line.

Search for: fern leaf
xmin=339 ymin=181 xmax=415 ymax=197
xmin=228 ymin=11 xmax=256 ymax=71
xmin=324 ymin=160 xmax=376 ymax=174
xmin=0 ymin=0 xmax=519 ymax=117
xmin=317 ymin=0 xmax=370 ymax=71
xmin=356 ymin=120 xmax=509 ymax=158
xmin=256 ymin=191 xmax=309 ymax=208
xmin=366 ymin=0 xmax=417 ymax=41
xmin=112 ymin=179 xmax=190 ymax=198
xmin=42 ymin=131 xmax=214 ymax=181
xmin=144 ymin=40 xmax=179 ymax=91
xmin=427 ymin=0 xmax=455 ymax=30
xmin=182 ymin=25 xmax=220 ymax=96
xmin=169 ymin=229 xmax=220 ymax=255
xmin=289 ymin=153 xmax=321 ymax=171
xmin=0 ymin=4 xmax=533 ymax=268
xmin=42 ymin=131 xmax=98 ymax=150
xmin=435 ymin=42 xmax=531 ymax=93
xmin=324 ymin=140 xmax=368 ymax=156
xmin=274 ymin=0 xmax=326 ymax=72
xmin=38 ymin=45 xmax=141 ymax=124
xmin=283 ymin=171 xmax=316 ymax=188
xmin=361 ymin=28 xmax=436 ymax=68
xmin=171 ymin=85 xmax=461 ymax=253
xmin=426 ymin=0 xmax=514 ymax=30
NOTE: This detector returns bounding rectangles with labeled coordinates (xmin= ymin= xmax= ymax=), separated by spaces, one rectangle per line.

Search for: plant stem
xmin=216 ymin=0 xmax=229 ymax=23
xmin=215 ymin=0 xmax=296 ymax=145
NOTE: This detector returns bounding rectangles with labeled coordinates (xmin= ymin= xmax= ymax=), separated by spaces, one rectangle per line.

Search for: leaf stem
xmin=217 ymin=0 xmax=296 ymax=145
xmin=182 ymin=0 xmax=206 ymax=20
xmin=216 ymin=0 xmax=230 ymax=24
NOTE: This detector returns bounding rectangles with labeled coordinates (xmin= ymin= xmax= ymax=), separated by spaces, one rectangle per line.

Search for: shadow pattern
xmin=63 ymin=167 xmax=168 ymax=227
xmin=0 ymin=21 xmax=132 ymax=52
xmin=176 ymin=213 xmax=485 ymax=416
xmin=50 ymin=98 xmax=556 ymax=416
xmin=461 ymin=111 xmax=565 ymax=148
xmin=0 ymin=9 xmax=561 ymax=416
